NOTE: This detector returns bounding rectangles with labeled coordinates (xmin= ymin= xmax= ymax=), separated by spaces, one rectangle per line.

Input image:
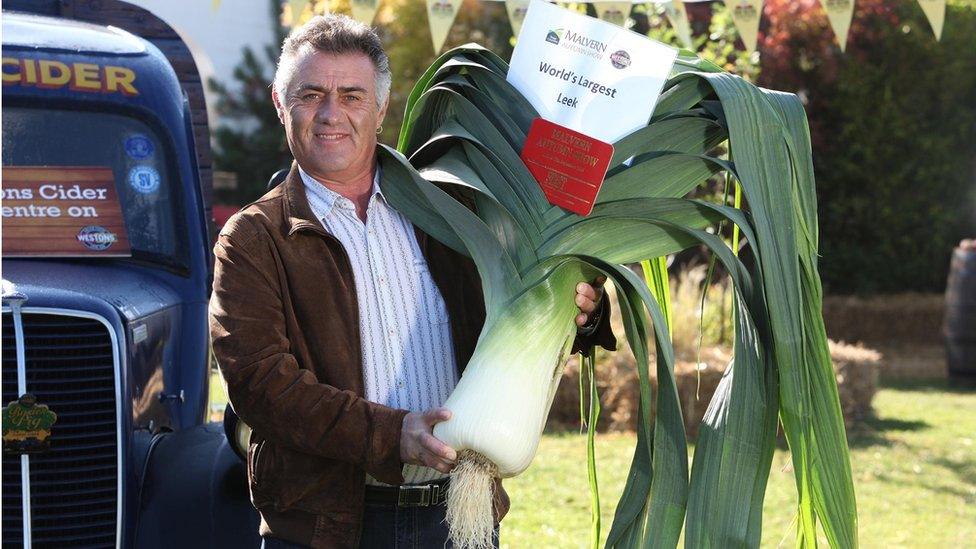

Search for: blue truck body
xmin=2 ymin=12 xmax=259 ymax=548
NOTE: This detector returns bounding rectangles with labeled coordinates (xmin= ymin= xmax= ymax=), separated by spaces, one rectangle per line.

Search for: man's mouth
xmin=314 ymin=133 xmax=348 ymax=142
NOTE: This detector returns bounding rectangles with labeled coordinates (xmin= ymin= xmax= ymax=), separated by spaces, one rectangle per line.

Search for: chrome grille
xmin=2 ymin=311 xmax=119 ymax=548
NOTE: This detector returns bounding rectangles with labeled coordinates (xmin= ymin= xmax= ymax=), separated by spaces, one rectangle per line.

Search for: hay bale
xmin=547 ymin=338 xmax=882 ymax=436
xmin=829 ymin=340 xmax=882 ymax=428
xmin=821 ymin=293 xmax=943 ymax=347
xmin=546 ymin=287 xmax=883 ymax=435
xmin=546 ymin=349 xmax=729 ymax=437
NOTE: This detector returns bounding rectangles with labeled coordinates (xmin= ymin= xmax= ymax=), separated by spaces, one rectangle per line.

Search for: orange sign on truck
xmin=2 ymin=166 xmax=131 ymax=257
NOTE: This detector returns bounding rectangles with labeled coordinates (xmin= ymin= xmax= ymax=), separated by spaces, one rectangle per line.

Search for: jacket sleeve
xmin=570 ymin=292 xmax=617 ymax=355
xmin=209 ymin=215 xmax=408 ymax=485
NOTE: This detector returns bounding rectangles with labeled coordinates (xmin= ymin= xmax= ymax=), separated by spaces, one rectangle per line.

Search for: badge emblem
xmin=128 ymin=166 xmax=161 ymax=194
xmin=124 ymin=134 xmax=155 ymax=160
xmin=2 ymin=394 xmax=58 ymax=455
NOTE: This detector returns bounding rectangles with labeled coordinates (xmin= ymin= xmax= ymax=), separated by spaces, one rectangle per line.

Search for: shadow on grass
xmin=846 ymin=415 xmax=930 ymax=449
xmin=930 ymin=456 xmax=976 ymax=494
xmin=880 ymin=376 xmax=976 ymax=394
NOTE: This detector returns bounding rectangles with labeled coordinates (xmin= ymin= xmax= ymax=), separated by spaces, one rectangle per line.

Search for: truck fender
xmin=134 ymin=423 xmax=261 ymax=548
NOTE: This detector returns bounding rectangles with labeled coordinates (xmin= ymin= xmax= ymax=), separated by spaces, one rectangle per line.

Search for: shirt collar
xmin=298 ymin=165 xmax=384 ymax=220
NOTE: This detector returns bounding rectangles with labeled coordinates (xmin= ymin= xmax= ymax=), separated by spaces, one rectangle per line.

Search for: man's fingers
xmin=423 ymin=407 xmax=452 ymax=425
xmin=421 ymin=432 xmax=457 ymax=462
xmin=576 ymin=282 xmax=597 ymax=301
xmin=575 ymin=313 xmax=588 ymax=327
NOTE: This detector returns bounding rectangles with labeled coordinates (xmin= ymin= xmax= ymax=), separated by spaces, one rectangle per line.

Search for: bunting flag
xmin=426 ymin=0 xmax=462 ymax=53
xmin=593 ymin=1 xmax=633 ymax=27
xmin=287 ymin=0 xmax=309 ymax=26
xmin=724 ymin=0 xmax=763 ymax=53
xmin=662 ymin=0 xmax=694 ymax=49
xmin=505 ymin=0 xmax=532 ymax=37
xmin=350 ymin=0 xmax=381 ymax=24
xmin=819 ymin=0 xmax=855 ymax=51
xmin=917 ymin=0 xmax=946 ymax=40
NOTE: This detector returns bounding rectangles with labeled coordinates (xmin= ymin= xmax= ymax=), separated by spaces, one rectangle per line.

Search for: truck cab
xmin=2 ymin=11 xmax=258 ymax=547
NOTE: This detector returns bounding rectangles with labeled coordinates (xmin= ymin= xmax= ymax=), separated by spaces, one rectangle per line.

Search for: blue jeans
xmin=260 ymin=502 xmax=500 ymax=548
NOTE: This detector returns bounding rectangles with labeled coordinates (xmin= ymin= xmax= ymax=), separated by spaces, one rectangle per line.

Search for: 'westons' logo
xmin=76 ymin=225 xmax=117 ymax=251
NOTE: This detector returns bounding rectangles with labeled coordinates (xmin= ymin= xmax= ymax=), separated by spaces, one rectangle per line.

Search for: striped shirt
xmin=300 ymin=166 xmax=458 ymax=486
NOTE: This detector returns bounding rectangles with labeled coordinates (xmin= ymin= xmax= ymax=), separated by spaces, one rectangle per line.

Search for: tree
xmin=208 ymin=0 xmax=291 ymax=204
xmin=758 ymin=0 xmax=976 ymax=293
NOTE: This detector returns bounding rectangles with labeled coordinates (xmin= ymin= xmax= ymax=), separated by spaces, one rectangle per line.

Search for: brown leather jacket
xmin=209 ymin=148 xmax=615 ymax=547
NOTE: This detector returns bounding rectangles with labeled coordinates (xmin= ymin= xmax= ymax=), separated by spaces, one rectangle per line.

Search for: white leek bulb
xmin=433 ymin=262 xmax=587 ymax=549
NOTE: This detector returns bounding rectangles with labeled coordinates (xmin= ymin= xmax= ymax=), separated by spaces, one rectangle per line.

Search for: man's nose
xmin=314 ymin=96 xmax=341 ymax=124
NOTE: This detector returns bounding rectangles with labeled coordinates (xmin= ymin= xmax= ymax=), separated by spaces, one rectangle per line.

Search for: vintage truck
xmin=1 ymin=9 xmax=260 ymax=548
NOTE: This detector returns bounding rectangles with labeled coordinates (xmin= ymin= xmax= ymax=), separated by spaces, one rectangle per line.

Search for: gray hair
xmin=274 ymin=14 xmax=392 ymax=107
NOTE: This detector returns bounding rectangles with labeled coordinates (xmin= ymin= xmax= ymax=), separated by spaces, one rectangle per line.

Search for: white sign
xmin=506 ymin=0 xmax=678 ymax=143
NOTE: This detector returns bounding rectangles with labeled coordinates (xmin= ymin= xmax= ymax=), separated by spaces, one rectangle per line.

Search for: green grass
xmin=207 ymin=370 xmax=974 ymax=546
xmin=501 ymin=380 xmax=976 ymax=548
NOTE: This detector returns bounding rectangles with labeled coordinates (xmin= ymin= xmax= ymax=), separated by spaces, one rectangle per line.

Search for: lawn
xmin=500 ymin=380 xmax=976 ymax=548
xmin=208 ymin=374 xmax=975 ymax=547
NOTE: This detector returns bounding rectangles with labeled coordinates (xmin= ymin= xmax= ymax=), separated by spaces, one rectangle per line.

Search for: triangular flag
xmin=505 ymin=0 xmax=531 ymax=38
xmin=663 ymin=0 xmax=694 ymax=50
xmin=724 ymin=0 xmax=763 ymax=53
xmin=426 ymin=0 xmax=461 ymax=54
xmin=287 ymin=0 xmax=309 ymax=27
xmin=350 ymin=0 xmax=381 ymax=24
xmin=818 ymin=0 xmax=855 ymax=52
xmin=593 ymin=1 xmax=633 ymax=27
xmin=917 ymin=0 xmax=946 ymax=40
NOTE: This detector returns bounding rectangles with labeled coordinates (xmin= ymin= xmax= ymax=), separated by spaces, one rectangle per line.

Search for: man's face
xmin=273 ymin=49 xmax=388 ymax=182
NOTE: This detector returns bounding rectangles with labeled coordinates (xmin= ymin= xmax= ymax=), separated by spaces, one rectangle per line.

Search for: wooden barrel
xmin=945 ymin=240 xmax=976 ymax=381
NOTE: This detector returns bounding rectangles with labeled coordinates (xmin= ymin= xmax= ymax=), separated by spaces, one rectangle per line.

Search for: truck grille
xmin=2 ymin=311 xmax=119 ymax=548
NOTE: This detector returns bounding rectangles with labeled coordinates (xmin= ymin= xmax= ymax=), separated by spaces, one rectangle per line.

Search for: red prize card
xmin=520 ymin=118 xmax=614 ymax=216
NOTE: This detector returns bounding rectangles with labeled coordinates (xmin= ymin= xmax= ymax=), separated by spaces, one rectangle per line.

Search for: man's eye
xmin=343 ymin=95 xmax=363 ymax=102
xmin=300 ymin=93 xmax=320 ymax=101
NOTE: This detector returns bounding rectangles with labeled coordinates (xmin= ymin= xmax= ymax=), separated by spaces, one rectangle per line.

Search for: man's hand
xmin=400 ymin=408 xmax=457 ymax=474
xmin=575 ymin=275 xmax=607 ymax=327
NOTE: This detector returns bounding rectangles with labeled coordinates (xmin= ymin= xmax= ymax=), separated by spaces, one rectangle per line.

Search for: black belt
xmin=365 ymin=479 xmax=449 ymax=507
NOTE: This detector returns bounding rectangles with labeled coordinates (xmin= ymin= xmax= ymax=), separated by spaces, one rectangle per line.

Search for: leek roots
xmin=447 ymin=450 xmax=498 ymax=549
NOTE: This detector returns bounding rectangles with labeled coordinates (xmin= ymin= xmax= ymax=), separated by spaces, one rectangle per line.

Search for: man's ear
xmin=271 ymin=88 xmax=286 ymax=125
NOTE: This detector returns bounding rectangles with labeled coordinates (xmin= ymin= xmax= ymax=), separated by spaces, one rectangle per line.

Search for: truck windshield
xmin=2 ymin=107 xmax=187 ymax=270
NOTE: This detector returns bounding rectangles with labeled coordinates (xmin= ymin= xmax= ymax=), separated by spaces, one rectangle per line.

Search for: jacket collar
xmin=281 ymin=148 xmax=428 ymax=251
xmin=283 ymin=161 xmax=326 ymax=237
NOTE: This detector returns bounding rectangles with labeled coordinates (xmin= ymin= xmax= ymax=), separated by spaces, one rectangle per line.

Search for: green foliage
xmin=638 ymin=2 xmax=760 ymax=82
xmin=380 ymin=0 xmax=513 ymax=146
xmin=759 ymin=0 xmax=976 ymax=293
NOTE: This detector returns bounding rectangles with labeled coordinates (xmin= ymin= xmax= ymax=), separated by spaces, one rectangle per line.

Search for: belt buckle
xmin=397 ymin=485 xmax=432 ymax=507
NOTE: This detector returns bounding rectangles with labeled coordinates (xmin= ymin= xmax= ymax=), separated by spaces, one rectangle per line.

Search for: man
xmin=209 ymin=14 xmax=614 ymax=549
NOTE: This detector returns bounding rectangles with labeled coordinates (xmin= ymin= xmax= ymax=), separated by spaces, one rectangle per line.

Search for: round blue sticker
xmin=76 ymin=226 xmax=118 ymax=251
xmin=129 ymin=166 xmax=161 ymax=194
xmin=124 ymin=134 xmax=155 ymax=160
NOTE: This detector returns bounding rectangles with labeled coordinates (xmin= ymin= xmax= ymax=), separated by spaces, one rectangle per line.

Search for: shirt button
xmin=388 ymin=329 xmax=394 ymax=335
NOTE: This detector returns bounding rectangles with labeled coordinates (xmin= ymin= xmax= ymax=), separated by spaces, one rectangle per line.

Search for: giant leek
xmin=378 ymin=43 xmax=857 ymax=548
